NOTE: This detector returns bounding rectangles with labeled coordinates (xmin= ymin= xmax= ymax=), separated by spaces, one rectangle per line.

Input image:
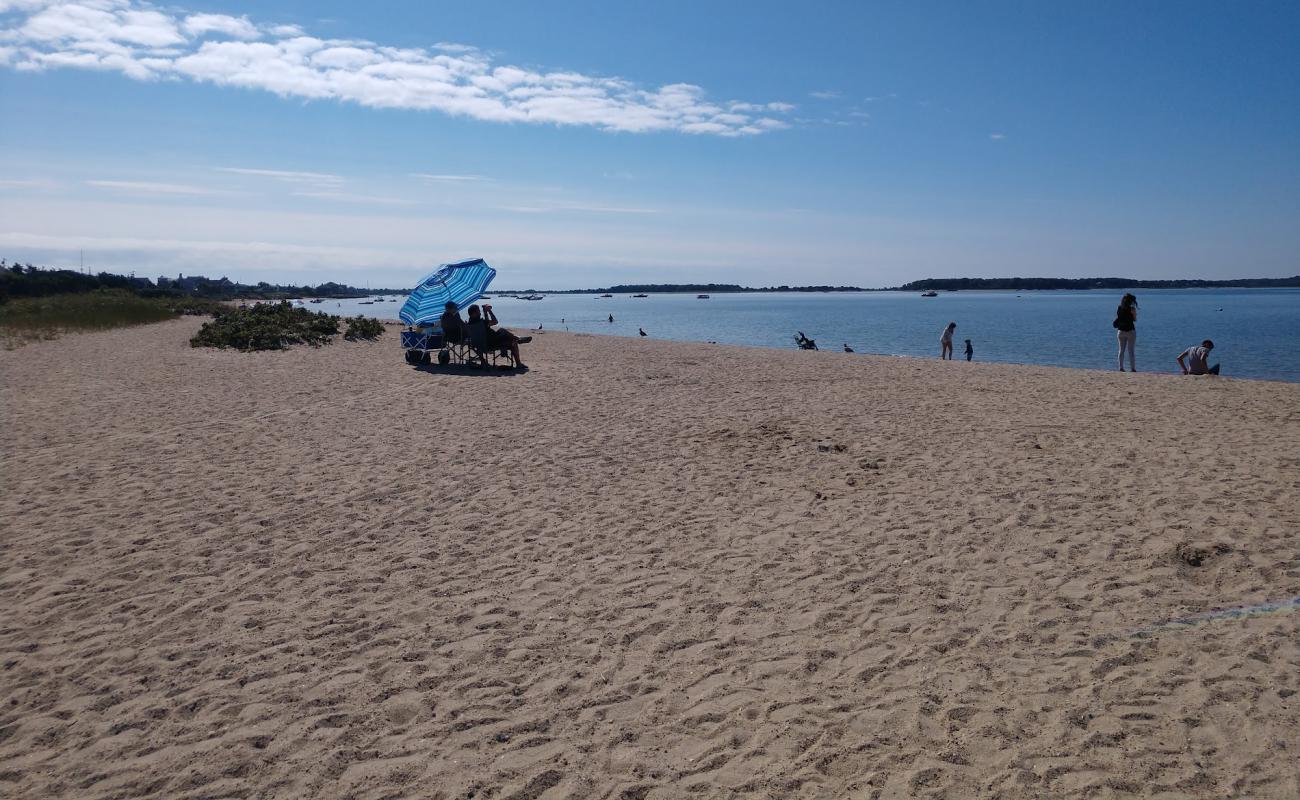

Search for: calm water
xmin=320 ymin=288 xmax=1300 ymax=382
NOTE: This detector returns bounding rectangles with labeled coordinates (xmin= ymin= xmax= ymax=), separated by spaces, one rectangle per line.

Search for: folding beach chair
xmin=465 ymin=321 xmax=506 ymax=368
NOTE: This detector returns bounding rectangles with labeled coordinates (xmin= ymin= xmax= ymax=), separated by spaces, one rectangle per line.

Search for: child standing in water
xmin=964 ymin=339 xmax=973 ymax=361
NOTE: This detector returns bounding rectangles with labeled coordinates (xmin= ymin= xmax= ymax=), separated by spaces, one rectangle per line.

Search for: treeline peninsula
xmin=502 ymin=277 xmax=1299 ymax=294
xmin=0 ymin=260 xmax=403 ymax=302
xmin=895 ymin=276 xmax=1300 ymax=291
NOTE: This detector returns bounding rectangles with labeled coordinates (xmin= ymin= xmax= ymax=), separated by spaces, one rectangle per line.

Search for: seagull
xmin=843 ymin=343 xmax=854 ymax=352
xmin=639 ymin=327 xmax=647 ymax=337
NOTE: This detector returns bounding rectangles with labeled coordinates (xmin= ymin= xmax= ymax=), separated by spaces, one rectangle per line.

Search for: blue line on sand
xmin=1130 ymin=596 xmax=1300 ymax=639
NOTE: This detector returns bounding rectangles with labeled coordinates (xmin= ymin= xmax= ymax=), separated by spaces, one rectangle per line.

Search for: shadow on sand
xmin=411 ymin=361 xmax=529 ymax=378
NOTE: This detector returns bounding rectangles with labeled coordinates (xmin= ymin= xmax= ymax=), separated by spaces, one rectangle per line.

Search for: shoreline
xmin=3 ymin=319 xmax=1297 ymax=798
xmin=381 ymin=321 xmax=1300 ymax=385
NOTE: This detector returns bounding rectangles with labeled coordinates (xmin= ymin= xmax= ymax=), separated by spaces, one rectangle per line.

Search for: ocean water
xmin=319 ymin=288 xmax=1300 ymax=383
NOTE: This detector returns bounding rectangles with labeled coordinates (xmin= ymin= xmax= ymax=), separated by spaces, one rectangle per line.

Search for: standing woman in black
xmin=1114 ymin=293 xmax=1138 ymax=371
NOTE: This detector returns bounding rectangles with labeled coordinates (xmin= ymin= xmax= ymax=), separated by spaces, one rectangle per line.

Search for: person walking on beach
xmin=964 ymin=339 xmax=973 ymax=361
xmin=940 ymin=322 xmax=957 ymax=359
xmin=1177 ymin=340 xmax=1220 ymax=375
xmin=1114 ymin=293 xmax=1138 ymax=371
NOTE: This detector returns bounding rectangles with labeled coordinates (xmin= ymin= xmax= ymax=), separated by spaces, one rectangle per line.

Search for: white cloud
xmin=989 ymin=132 xmax=1005 ymax=140
xmin=182 ymin=13 xmax=259 ymax=41
xmin=810 ymin=90 xmax=840 ymax=100
xmin=86 ymin=179 xmax=215 ymax=195
xmin=0 ymin=0 xmax=793 ymax=136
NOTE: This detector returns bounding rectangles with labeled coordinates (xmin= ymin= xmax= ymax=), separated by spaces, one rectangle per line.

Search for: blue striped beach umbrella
xmin=398 ymin=258 xmax=497 ymax=326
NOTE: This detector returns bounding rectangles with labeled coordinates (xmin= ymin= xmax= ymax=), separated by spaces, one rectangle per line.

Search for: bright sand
xmin=2 ymin=318 xmax=1298 ymax=798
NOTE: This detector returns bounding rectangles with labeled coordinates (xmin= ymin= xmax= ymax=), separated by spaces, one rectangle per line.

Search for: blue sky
xmin=1 ymin=0 xmax=1297 ymax=289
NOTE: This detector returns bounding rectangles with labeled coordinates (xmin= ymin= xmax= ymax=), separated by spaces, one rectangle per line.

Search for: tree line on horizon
xmin=0 ymin=260 xmax=403 ymax=303
xmin=895 ymin=276 xmax=1300 ymax=291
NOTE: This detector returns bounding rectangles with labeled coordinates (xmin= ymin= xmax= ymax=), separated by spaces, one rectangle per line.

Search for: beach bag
xmin=1113 ymin=318 xmax=1121 ymax=329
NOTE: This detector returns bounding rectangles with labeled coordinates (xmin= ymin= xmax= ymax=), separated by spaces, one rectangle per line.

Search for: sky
xmin=1 ymin=0 xmax=1298 ymax=289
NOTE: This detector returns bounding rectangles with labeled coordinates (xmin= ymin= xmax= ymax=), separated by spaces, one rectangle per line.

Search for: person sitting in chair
xmin=440 ymin=302 xmax=465 ymax=343
xmin=794 ymin=331 xmax=818 ymax=350
xmin=468 ymin=304 xmax=530 ymax=369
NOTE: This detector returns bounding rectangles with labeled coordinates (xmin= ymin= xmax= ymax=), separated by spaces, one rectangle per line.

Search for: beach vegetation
xmin=344 ymin=316 xmax=385 ymax=341
xmin=0 ymin=289 xmax=225 ymax=349
xmin=190 ymin=302 xmax=341 ymax=351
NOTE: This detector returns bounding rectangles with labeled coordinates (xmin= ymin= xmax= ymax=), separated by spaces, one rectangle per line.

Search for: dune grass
xmin=0 ymin=290 xmax=224 ymax=349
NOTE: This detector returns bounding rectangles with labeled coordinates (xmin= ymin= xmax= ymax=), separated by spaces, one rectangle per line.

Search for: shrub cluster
xmin=190 ymin=302 xmax=340 ymax=351
xmin=344 ymin=315 xmax=385 ymax=341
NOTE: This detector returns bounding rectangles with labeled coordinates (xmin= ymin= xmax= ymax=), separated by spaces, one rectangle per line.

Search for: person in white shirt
xmin=1176 ymin=340 xmax=1219 ymax=375
xmin=940 ymin=322 xmax=957 ymax=360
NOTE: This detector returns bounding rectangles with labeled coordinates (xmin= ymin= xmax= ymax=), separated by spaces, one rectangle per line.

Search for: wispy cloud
xmin=86 ymin=179 xmax=215 ymax=195
xmin=409 ymin=173 xmax=490 ymax=183
xmin=217 ymin=167 xmax=344 ymax=186
xmin=497 ymin=203 xmax=658 ymax=215
xmin=810 ymin=90 xmax=840 ymax=100
xmin=1 ymin=0 xmax=794 ymax=137
xmin=989 ymin=132 xmax=1005 ymax=140
xmin=292 ymin=190 xmax=411 ymax=205
xmin=0 ymin=177 xmax=55 ymax=189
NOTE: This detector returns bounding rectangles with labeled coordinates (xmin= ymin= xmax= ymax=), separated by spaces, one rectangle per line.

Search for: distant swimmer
xmin=608 ymin=313 xmax=614 ymax=323
xmin=843 ymin=343 xmax=854 ymax=353
xmin=639 ymin=327 xmax=647 ymax=337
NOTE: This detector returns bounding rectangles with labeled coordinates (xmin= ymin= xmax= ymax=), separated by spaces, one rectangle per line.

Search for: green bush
xmin=344 ymin=316 xmax=385 ymax=341
xmin=190 ymin=302 xmax=340 ymax=351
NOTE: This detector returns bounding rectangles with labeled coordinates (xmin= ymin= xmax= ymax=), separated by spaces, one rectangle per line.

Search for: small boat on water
xmin=697 ymin=294 xmax=710 ymax=299
xmin=309 ymin=298 xmax=324 ymax=304
xmin=359 ymin=301 xmax=374 ymax=305
xmin=921 ymin=291 xmax=938 ymax=297
xmin=522 ymin=294 xmax=544 ymax=301
xmin=632 ymin=294 xmax=648 ymax=298
xmin=599 ymin=294 xmax=613 ymax=298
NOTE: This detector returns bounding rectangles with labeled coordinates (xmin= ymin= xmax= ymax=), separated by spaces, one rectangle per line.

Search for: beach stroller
xmin=401 ymin=327 xmax=445 ymax=365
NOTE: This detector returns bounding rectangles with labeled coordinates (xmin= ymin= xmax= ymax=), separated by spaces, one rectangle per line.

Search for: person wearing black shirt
xmin=1114 ymin=293 xmax=1138 ymax=372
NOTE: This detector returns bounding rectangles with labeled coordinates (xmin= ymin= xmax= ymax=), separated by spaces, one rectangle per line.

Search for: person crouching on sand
xmin=1177 ymin=339 xmax=1219 ymax=375
xmin=964 ymin=339 xmax=973 ymax=361
xmin=940 ymin=322 xmax=957 ymax=359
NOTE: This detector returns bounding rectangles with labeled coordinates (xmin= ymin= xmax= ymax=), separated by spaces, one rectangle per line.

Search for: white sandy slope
xmin=1 ymin=319 xmax=1298 ymax=799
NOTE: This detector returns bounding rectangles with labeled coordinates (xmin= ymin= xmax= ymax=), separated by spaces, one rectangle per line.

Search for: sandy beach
xmin=2 ymin=318 xmax=1298 ymax=799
